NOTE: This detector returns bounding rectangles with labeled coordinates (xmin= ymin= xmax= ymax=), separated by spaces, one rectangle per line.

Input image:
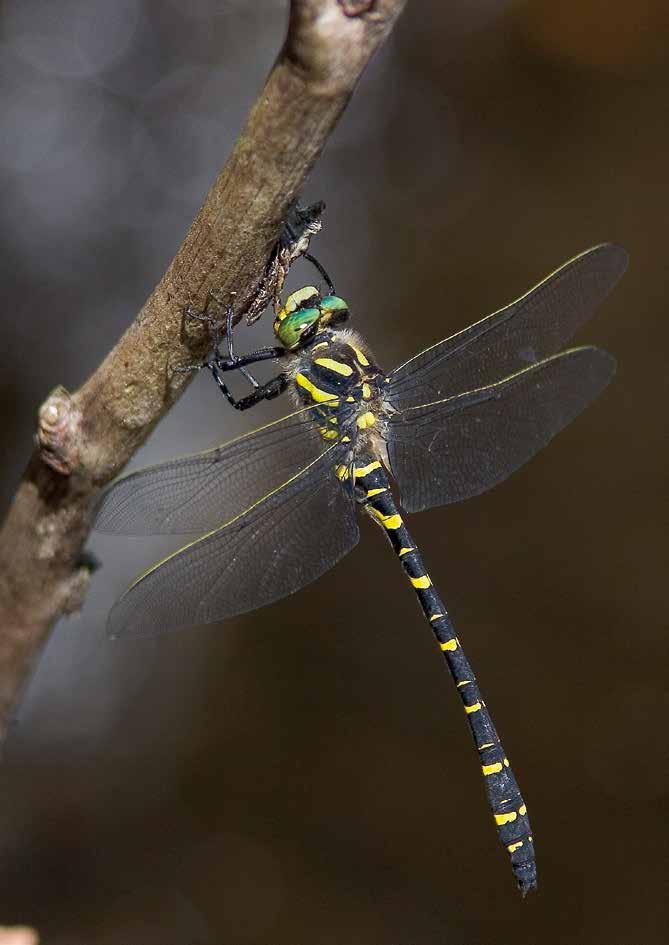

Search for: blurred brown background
xmin=1 ymin=1 xmax=667 ymax=943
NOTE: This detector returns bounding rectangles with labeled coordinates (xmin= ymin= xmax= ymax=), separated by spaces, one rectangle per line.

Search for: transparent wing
xmin=94 ymin=402 xmax=347 ymax=535
xmin=107 ymin=443 xmax=359 ymax=638
xmin=386 ymin=244 xmax=627 ymax=410
xmin=386 ymin=346 xmax=615 ymax=513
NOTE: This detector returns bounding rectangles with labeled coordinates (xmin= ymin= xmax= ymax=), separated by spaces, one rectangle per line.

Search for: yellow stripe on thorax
xmin=356 ymin=411 xmax=376 ymax=430
xmin=314 ymin=357 xmax=353 ymax=376
xmin=296 ymin=372 xmax=338 ymax=404
xmin=351 ymin=345 xmax=369 ymax=367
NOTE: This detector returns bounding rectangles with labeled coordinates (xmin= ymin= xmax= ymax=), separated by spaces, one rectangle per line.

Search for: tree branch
xmin=0 ymin=927 xmax=39 ymax=945
xmin=0 ymin=0 xmax=407 ymax=744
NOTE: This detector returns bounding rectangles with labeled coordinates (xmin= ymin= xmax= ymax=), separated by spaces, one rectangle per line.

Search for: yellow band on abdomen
xmin=368 ymin=508 xmax=402 ymax=530
xmin=354 ymin=461 xmax=382 ymax=478
xmin=410 ymin=575 xmax=432 ymax=589
xmin=482 ymin=762 xmax=503 ymax=776
xmin=494 ymin=811 xmax=517 ymax=826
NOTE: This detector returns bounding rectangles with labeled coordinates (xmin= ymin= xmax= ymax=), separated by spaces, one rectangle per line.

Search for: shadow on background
xmin=1 ymin=1 xmax=667 ymax=943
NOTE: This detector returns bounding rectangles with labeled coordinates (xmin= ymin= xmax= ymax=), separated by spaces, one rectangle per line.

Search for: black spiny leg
xmin=303 ymin=253 xmax=336 ymax=295
xmin=180 ymin=299 xmax=289 ymax=411
xmin=208 ymin=362 xmax=289 ymax=411
xmin=214 ymin=302 xmax=286 ymax=379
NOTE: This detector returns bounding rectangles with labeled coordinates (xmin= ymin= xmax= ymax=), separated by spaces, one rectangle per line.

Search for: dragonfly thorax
xmin=275 ymin=284 xmax=384 ymax=448
xmin=273 ymin=285 xmax=350 ymax=350
xmin=291 ymin=326 xmax=384 ymax=446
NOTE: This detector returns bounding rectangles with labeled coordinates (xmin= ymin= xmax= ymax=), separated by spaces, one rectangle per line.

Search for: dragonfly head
xmin=273 ymin=286 xmax=350 ymax=350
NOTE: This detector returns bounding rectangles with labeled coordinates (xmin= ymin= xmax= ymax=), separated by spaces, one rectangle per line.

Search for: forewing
xmin=107 ymin=443 xmax=359 ymax=638
xmin=387 ymin=346 xmax=615 ymax=513
xmin=94 ymin=403 xmax=344 ymax=535
xmin=386 ymin=244 xmax=626 ymax=409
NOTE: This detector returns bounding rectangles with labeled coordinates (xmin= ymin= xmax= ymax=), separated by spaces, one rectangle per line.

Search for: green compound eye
xmin=274 ymin=286 xmax=320 ymax=348
xmin=319 ymin=295 xmax=349 ymax=319
xmin=282 ymin=286 xmax=320 ymax=314
xmin=274 ymin=306 xmax=322 ymax=349
xmin=273 ymin=288 xmax=350 ymax=349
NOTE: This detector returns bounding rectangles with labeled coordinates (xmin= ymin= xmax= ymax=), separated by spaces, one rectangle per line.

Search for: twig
xmin=0 ymin=928 xmax=39 ymax=945
xmin=0 ymin=0 xmax=407 ymax=744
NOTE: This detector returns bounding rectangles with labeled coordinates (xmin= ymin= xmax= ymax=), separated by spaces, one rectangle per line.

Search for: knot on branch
xmin=287 ymin=0 xmax=403 ymax=95
xmin=37 ymin=386 xmax=81 ymax=476
xmin=339 ymin=0 xmax=376 ymax=15
xmin=58 ymin=562 xmax=94 ymax=616
xmin=0 ymin=927 xmax=39 ymax=945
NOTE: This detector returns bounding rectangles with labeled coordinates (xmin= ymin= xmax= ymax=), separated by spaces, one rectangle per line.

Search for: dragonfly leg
xmin=208 ymin=362 xmax=289 ymax=411
xmin=180 ymin=302 xmax=286 ymax=393
xmin=183 ymin=303 xmax=225 ymax=344
xmin=176 ymin=345 xmax=285 ymax=385
xmin=178 ymin=303 xmax=226 ymax=375
xmin=213 ymin=303 xmax=286 ymax=380
xmin=303 ymin=252 xmax=336 ymax=295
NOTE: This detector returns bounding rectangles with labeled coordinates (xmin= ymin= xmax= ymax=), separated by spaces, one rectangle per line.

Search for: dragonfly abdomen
xmin=355 ymin=456 xmax=537 ymax=894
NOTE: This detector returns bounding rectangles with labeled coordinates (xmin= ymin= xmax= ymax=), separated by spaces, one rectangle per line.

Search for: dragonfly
xmin=95 ymin=242 xmax=627 ymax=894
